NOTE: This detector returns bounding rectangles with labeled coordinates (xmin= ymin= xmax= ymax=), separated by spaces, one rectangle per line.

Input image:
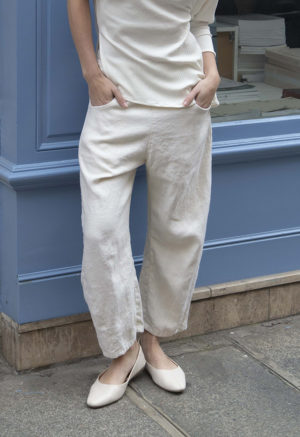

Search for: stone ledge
xmin=192 ymin=269 xmax=300 ymax=300
xmin=1 ymin=270 xmax=299 ymax=371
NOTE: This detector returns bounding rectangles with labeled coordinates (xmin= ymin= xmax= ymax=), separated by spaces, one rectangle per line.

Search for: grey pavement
xmin=1 ymin=314 xmax=300 ymax=437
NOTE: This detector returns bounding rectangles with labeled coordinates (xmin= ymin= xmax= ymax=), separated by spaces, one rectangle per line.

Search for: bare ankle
xmin=113 ymin=340 xmax=139 ymax=363
xmin=140 ymin=330 xmax=158 ymax=345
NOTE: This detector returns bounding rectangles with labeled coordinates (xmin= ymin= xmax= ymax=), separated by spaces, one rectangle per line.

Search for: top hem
xmin=122 ymin=96 xmax=220 ymax=109
xmin=124 ymin=98 xmax=197 ymax=108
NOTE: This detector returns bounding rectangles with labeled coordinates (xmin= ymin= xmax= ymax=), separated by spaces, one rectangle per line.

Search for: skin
xmin=67 ymin=0 xmax=219 ymax=383
xmin=183 ymin=51 xmax=221 ymax=108
xmin=67 ymin=0 xmax=220 ymax=109
xmin=67 ymin=0 xmax=128 ymax=108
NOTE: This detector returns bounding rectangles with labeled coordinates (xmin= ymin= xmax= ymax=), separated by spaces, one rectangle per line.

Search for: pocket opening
xmin=89 ymin=97 xmax=117 ymax=109
xmin=194 ymin=101 xmax=212 ymax=111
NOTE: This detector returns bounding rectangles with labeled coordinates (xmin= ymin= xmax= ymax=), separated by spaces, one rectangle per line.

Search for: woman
xmin=67 ymin=0 xmax=220 ymax=408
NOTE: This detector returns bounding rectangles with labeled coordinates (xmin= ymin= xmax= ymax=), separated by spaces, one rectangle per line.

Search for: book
xmin=264 ymin=63 xmax=300 ymax=88
xmin=217 ymin=14 xmax=286 ymax=47
xmin=282 ymin=88 xmax=300 ymax=99
xmin=239 ymin=44 xmax=287 ymax=55
xmin=265 ymin=47 xmax=300 ymax=73
xmin=216 ymin=77 xmax=261 ymax=103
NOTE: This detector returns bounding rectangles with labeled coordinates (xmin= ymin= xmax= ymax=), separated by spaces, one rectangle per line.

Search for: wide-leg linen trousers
xmin=78 ymin=97 xmax=212 ymax=359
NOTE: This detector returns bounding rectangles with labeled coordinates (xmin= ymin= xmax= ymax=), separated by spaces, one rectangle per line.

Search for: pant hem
xmin=101 ymin=326 xmax=145 ymax=359
xmin=143 ymin=320 xmax=188 ymax=338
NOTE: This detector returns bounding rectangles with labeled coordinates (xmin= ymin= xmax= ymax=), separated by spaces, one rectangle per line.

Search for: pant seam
xmin=177 ymin=126 xmax=212 ymax=329
xmin=140 ymin=168 xmax=155 ymax=331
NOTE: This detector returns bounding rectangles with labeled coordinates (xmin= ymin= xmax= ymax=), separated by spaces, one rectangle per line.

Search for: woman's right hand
xmin=86 ymin=70 xmax=128 ymax=108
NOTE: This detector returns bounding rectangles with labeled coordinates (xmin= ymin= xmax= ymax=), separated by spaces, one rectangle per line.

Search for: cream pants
xmin=78 ymin=97 xmax=212 ymax=358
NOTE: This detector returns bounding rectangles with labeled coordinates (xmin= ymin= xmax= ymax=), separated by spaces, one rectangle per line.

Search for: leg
xmin=80 ymin=167 xmax=144 ymax=359
xmin=79 ymin=100 xmax=147 ymax=361
xmin=139 ymin=106 xmax=212 ymax=339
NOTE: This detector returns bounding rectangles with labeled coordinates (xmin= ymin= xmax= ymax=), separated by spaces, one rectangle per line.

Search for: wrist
xmin=204 ymin=72 xmax=221 ymax=88
xmin=83 ymin=65 xmax=104 ymax=83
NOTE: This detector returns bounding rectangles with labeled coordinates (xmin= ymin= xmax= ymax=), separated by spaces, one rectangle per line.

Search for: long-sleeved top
xmin=93 ymin=0 xmax=220 ymax=108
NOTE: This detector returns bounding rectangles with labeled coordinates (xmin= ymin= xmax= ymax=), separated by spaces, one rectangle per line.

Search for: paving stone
xmin=160 ymin=331 xmax=232 ymax=358
xmin=0 ymin=355 xmax=168 ymax=437
xmin=1 ymin=315 xmax=300 ymax=437
xmin=131 ymin=346 xmax=300 ymax=437
xmin=221 ymin=314 xmax=300 ymax=388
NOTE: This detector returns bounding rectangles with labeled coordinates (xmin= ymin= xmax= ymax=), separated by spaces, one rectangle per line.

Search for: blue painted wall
xmin=0 ymin=0 xmax=300 ymax=324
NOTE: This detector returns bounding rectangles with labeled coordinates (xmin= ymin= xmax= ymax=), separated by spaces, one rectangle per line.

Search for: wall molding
xmin=1 ymin=269 xmax=299 ymax=371
xmin=1 ymin=125 xmax=300 ymax=190
xmin=14 ymin=228 xmax=300 ymax=285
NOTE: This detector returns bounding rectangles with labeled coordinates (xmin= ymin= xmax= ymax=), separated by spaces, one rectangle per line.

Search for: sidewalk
xmin=1 ymin=314 xmax=300 ymax=437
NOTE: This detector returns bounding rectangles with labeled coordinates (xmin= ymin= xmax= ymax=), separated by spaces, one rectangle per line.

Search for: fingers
xmin=183 ymin=88 xmax=198 ymax=107
xmin=183 ymin=79 xmax=215 ymax=107
xmin=113 ymin=87 xmax=128 ymax=108
xmin=87 ymin=73 xmax=129 ymax=108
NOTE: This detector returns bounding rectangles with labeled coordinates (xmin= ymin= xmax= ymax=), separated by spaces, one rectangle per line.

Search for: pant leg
xmin=78 ymin=99 xmax=148 ymax=358
xmin=139 ymin=104 xmax=212 ymax=337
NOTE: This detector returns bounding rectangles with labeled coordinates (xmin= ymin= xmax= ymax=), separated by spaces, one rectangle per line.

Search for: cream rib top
xmin=93 ymin=0 xmax=220 ymax=108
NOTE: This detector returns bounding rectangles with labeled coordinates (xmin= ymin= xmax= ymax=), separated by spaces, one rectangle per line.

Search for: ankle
xmin=113 ymin=340 xmax=139 ymax=363
xmin=140 ymin=330 xmax=159 ymax=347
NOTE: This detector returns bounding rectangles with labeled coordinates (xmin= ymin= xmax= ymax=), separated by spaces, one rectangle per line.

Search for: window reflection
xmin=211 ymin=1 xmax=300 ymax=121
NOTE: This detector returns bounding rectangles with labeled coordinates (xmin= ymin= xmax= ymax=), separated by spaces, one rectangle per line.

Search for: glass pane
xmin=211 ymin=0 xmax=300 ymax=122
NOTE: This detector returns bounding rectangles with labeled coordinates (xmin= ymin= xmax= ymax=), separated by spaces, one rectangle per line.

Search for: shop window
xmin=211 ymin=0 xmax=300 ymax=121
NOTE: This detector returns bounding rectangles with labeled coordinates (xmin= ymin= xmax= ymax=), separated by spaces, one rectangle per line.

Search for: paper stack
xmin=217 ymin=14 xmax=286 ymax=82
xmin=217 ymin=14 xmax=286 ymax=46
xmin=216 ymin=77 xmax=261 ymax=104
xmin=264 ymin=46 xmax=300 ymax=88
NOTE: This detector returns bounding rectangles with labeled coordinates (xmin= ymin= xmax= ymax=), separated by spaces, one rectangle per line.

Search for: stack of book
xmin=216 ymin=77 xmax=261 ymax=104
xmin=217 ymin=14 xmax=287 ymax=82
xmin=264 ymin=46 xmax=300 ymax=88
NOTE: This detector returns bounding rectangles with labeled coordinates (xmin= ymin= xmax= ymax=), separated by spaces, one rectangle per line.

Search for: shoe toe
xmin=87 ymin=341 xmax=146 ymax=408
xmin=146 ymin=361 xmax=186 ymax=392
xmin=87 ymin=378 xmax=126 ymax=408
xmin=161 ymin=366 xmax=186 ymax=392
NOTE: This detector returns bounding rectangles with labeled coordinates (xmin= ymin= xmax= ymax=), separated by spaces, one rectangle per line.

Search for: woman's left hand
xmin=183 ymin=74 xmax=221 ymax=108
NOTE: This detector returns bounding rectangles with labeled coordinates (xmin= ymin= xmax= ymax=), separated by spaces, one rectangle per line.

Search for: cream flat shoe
xmin=87 ymin=341 xmax=146 ymax=408
xmin=145 ymin=357 xmax=186 ymax=392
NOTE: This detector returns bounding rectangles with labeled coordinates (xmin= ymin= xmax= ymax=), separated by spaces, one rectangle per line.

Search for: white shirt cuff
xmin=190 ymin=24 xmax=216 ymax=56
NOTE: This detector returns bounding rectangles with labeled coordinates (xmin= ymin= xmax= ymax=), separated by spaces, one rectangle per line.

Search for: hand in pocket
xmin=87 ymin=71 xmax=128 ymax=108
